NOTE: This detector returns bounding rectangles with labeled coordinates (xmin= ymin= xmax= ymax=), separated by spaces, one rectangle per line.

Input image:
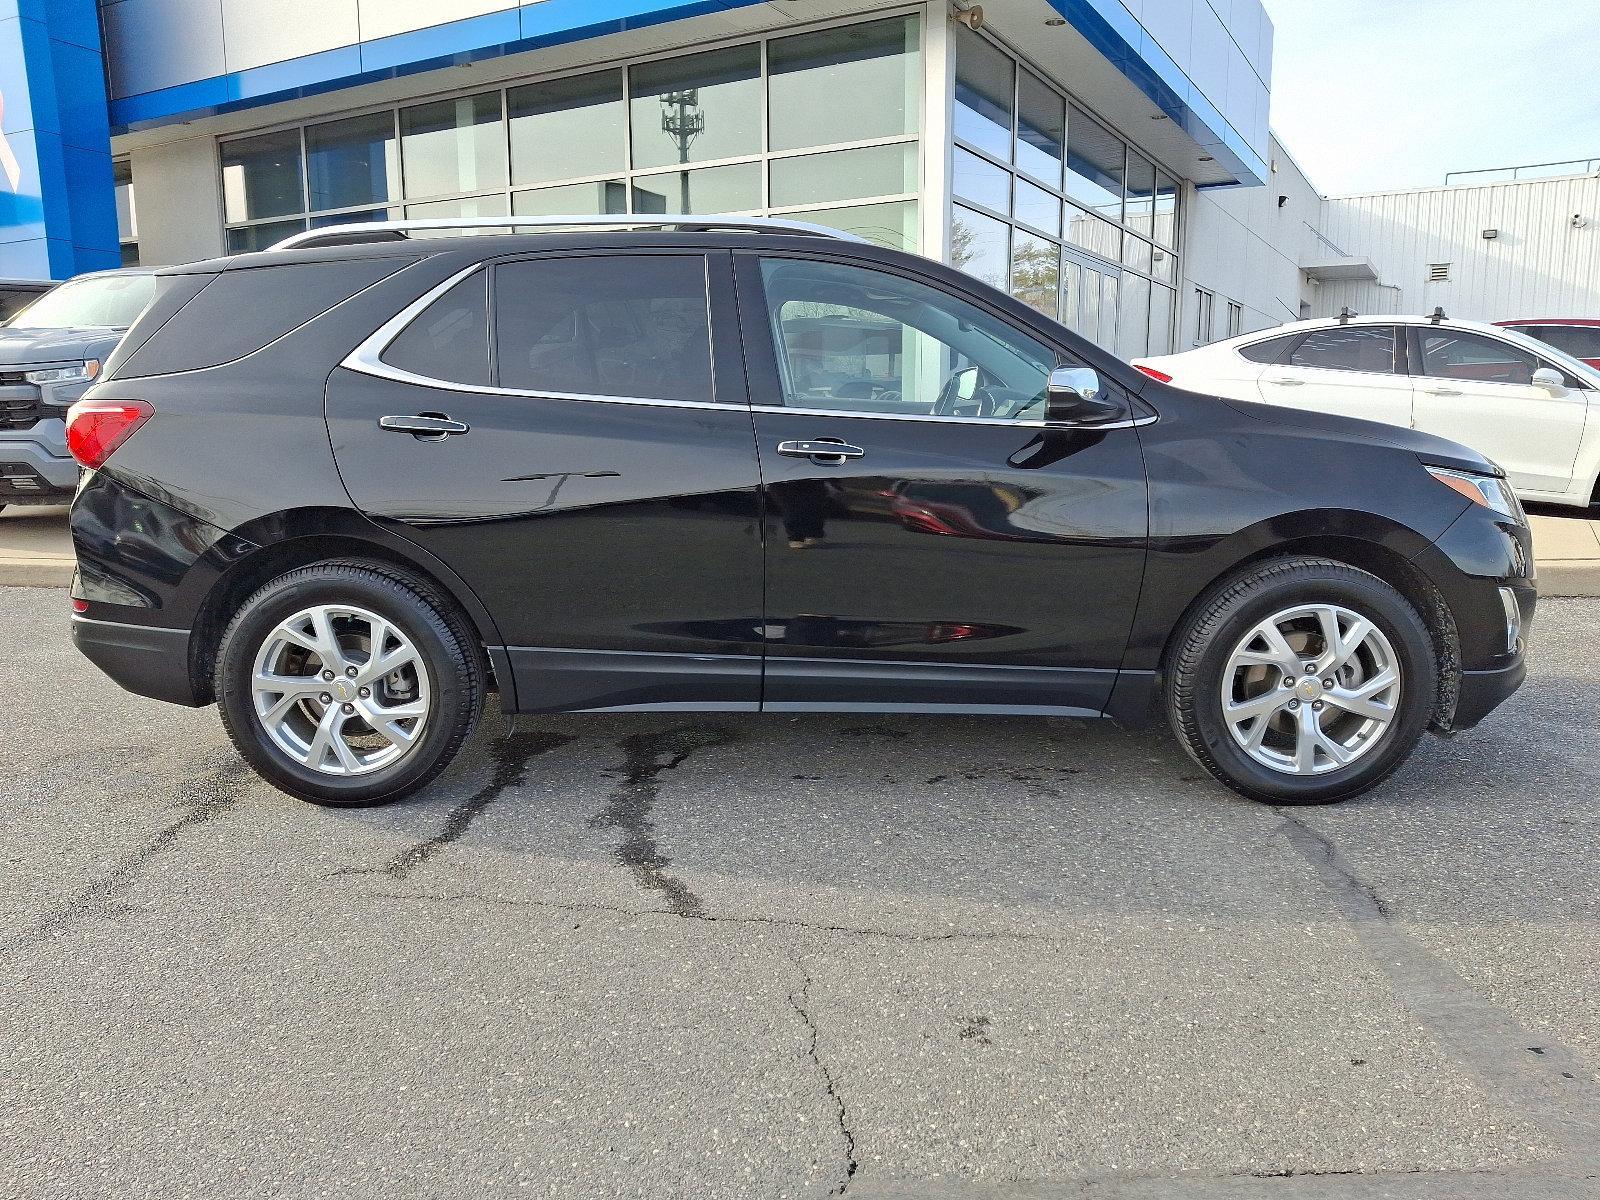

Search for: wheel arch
xmin=185 ymin=510 xmax=510 ymax=709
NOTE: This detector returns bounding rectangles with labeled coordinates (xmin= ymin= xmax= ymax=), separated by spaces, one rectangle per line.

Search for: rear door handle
xmin=380 ymin=413 xmax=470 ymax=438
xmin=1422 ymin=386 xmax=1463 ymax=396
xmin=1265 ymin=377 xmax=1305 ymax=386
xmin=776 ymin=438 xmax=864 ymax=462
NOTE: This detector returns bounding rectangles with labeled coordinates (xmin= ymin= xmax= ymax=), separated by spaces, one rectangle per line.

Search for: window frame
xmin=732 ymin=248 xmax=1131 ymax=429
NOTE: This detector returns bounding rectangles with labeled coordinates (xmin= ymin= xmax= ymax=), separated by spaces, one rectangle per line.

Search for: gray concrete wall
xmin=125 ymin=135 xmax=225 ymax=266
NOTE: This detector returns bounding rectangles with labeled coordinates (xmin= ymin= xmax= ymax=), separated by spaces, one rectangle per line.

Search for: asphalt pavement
xmin=1 ymin=586 xmax=1597 ymax=1199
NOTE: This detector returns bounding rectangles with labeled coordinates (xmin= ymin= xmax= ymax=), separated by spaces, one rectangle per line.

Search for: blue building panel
xmin=0 ymin=0 xmax=119 ymax=278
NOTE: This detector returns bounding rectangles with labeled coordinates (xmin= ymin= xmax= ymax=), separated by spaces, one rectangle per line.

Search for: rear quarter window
xmin=380 ymin=271 xmax=489 ymax=386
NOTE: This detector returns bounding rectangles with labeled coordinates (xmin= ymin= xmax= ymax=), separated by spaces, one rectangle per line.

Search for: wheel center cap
xmin=1297 ymin=678 xmax=1323 ymax=701
xmin=331 ymin=678 xmax=357 ymax=703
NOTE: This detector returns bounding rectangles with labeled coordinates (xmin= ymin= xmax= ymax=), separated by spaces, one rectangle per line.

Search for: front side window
xmin=382 ymin=272 xmax=489 ymax=386
xmin=1288 ymin=327 xmax=1397 ymax=373
xmin=1418 ymin=329 xmax=1536 ymax=385
xmin=756 ymin=257 xmax=1058 ymax=421
xmin=493 ymin=255 xmax=713 ymax=401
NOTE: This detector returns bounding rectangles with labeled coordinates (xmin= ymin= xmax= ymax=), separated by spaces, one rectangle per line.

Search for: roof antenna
xmin=1337 ymin=306 xmax=1355 ymax=325
xmin=1429 ymin=306 xmax=1447 ymax=324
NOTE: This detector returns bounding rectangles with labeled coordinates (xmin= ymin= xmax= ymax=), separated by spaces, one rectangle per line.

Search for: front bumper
xmin=70 ymin=612 xmax=203 ymax=706
xmin=1452 ymin=657 xmax=1527 ymax=729
xmin=0 ymin=419 xmax=77 ymax=498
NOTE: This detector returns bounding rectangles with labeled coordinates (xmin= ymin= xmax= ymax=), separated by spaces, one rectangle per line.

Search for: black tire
xmin=1166 ymin=556 xmax=1437 ymax=805
xmin=215 ymin=559 xmax=485 ymax=806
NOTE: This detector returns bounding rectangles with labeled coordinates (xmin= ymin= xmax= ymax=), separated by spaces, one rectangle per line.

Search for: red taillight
xmin=72 ymin=598 xmax=89 ymax=614
xmin=65 ymin=399 xmax=153 ymax=469
xmin=1134 ymin=364 xmax=1173 ymax=383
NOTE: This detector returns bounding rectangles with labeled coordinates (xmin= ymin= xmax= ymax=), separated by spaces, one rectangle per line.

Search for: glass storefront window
xmin=1065 ymin=106 xmax=1123 ymax=223
xmin=306 ymin=113 xmax=396 ymax=212
xmin=1014 ymin=178 xmax=1060 ymax=238
xmin=513 ymin=180 xmax=627 ymax=217
xmin=1122 ymin=235 xmax=1153 ymax=274
xmin=1117 ymin=273 xmax=1150 ymax=360
xmin=1154 ymin=171 xmax=1179 ymax=248
xmin=401 ymin=92 xmax=507 ymax=201
xmin=768 ymin=17 xmax=919 ymax=151
xmin=770 ymin=143 xmax=916 ymax=208
xmin=225 ymin=218 xmax=305 ymax=253
xmin=952 ymin=25 xmax=1013 ymax=161
xmin=404 ymin=194 xmax=510 ymax=236
xmin=1149 ymin=283 xmax=1175 ymax=353
xmin=778 ymin=200 xmax=918 ymax=251
xmin=1015 ymin=70 xmax=1064 ymax=188
xmin=1124 ymin=151 xmax=1155 ymax=239
xmin=221 ymin=130 xmax=304 ymax=223
xmin=1151 ymin=244 xmax=1176 ymax=284
xmin=114 ymin=159 xmax=138 ymax=265
xmin=631 ymin=161 xmax=761 ymax=214
xmin=1010 ymin=229 xmax=1059 ymax=316
xmin=629 ymin=45 xmax=761 ymax=171
xmin=508 ymin=71 xmax=626 ymax=187
xmin=951 ymin=203 xmax=1009 ymax=291
xmin=952 ymin=147 xmax=1009 ymax=215
xmin=1064 ymin=205 xmax=1120 ymax=263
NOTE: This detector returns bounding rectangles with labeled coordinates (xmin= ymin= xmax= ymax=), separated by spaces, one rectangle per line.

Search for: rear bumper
xmin=71 ymin=613 xmax=203 ymax=706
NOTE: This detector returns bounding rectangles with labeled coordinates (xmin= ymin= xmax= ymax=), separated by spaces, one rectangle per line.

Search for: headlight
xmin=25 ymin=359 xmax=100 ymax=385
xmin=1426 ymin=466 xmax=1524 ymax=521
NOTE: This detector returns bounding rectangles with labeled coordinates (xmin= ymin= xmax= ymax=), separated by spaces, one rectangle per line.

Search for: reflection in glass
xmin=777 ymin=200 xmax=918 ymax=250
xmin=401 ymin=92 xmax=506 ymax=200
xmin=1154 ymin=171 xmax=1178 ymax=247
xmin=1064 ymin=205 xmax=1120 ymax=263
xmin=1014 ymin=177 xmax=1060 ymax=237
xmin=1151 ymin=243 xmax=1176 ymax=283
xmin=225 ymin=218 xmax=306 ymax=253
xmin=769 ymin=143 xmax=916 ymax=208
xmin=1125 ymin=151 xmax=1155 ymax=238
xmin=221 ymin=131 xmax=304 ymax=222
xmin=404 ymin=194 xmax=509 ymax=237
xmin=1060 ymin=257 xmax=1082 ymax=334
xmin=630 ymin=45 xmax=761 ymax=171
xmin=1065 ymin=105 xmax=1123 ymax=222
xmin=952 ymin=147 xmax=1009 ymax=215
xmin=953 ymin=25 xmax=1013 ymax=161
xmin=306 ymin=113 xmax=396 ymax=212
xmin=768 ymin=16 xmax=918 ymax=151
xmin=512 ymin=180 xmax=627 ymax=217
xmin=1118 ymin=272 xmax=1150 ymax=360
xmin=1016 ymin=70 xmax=1064 ymax=187
xmin=1149 ymin=283 xmax=1175 ymax=354
xmin=631 ymin=161 xmax=760 ymax=214
xmin=1010 ymin=229 xmax=1059 ymax=316
xmin=311 ymin=207 xmax=398 ymax=227
xmin=951 ymin=203 xmax=1009 ymax=291
xmin=1097 ymin=273 xmax=1119 ymax=352
xmin=509 ymin=71 xmax=626 ymax=187
xmin=1122 ymin=235 xmax=1153 ymax=274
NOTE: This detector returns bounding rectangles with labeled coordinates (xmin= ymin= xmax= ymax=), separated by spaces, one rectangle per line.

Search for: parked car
xmin=0 ymin=267 xmax=158 ymax=512
xmin=1495 ymin=318 xmax=1600 ymax=371
xmin=1134 ymin=315 xmax=1600 ymax=509
xmin=0 ymin=278 xmax=55 ymax=323
xmin=67 ymin=218 xmax=1533 ymax=808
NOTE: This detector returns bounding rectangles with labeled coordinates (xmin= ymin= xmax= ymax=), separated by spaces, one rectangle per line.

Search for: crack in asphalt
xmin=587 ymin=725 xmax=737 ymax=918
xmin=1275 ymin=809 xmax=1600 ymax=1169
xmin=2 ymin=760 xmax=251 ymax=952
xmin=787 ymin=960 xmax=858 ymax=1196
xmin=379 ymin=729 xmax=575 ymax=880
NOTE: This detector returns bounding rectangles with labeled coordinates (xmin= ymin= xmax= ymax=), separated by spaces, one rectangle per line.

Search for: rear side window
xmin=1287 ymin=326 xmax=1397 ymax=373
xmin=1418 ymin=329 xmax=1537 ymax=385
xmin=1237 ymin=332 xmax=1300 ymax=364
xmin=382 ymin=271 xmax=489 ymax=386
xmin=1518 ymin=324 xmax=1600 ymax=360
xmin=493 ymin=255 xmax=713 ymax=401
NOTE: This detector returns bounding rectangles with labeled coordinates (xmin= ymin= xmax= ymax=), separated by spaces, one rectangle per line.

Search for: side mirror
xmin=1047 ymin=366 xmax=1122 ymax=423
xmin=1532 ymin=366 xmax=1567 ymax=394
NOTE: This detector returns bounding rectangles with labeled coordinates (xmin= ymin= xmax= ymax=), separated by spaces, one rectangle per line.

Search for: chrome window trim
xmin=347 ymin=261 xmax=1156 ymax=430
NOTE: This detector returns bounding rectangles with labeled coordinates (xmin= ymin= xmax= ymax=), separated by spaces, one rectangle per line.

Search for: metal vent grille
xmin=1428 ymin=262 xmax=1451 ymax=281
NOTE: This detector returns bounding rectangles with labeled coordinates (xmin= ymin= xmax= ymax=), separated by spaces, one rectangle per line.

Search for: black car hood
xmin=0 ymin=325 xmax=126 ymax=364
xmin=1215 ymin=395 xmax=1501 ymax=476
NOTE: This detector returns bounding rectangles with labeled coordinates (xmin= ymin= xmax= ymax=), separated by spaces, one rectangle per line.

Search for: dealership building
xmin=5 ymin=0 xmax=1595 ymax=356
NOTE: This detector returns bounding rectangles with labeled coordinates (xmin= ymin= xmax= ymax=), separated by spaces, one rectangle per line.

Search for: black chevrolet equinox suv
xmin=67 ymin=217 xmax=1534 ymax=807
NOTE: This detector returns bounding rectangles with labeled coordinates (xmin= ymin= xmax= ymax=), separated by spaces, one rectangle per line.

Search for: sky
xmin=1262 ymin=0 xmax=1600 ymax=196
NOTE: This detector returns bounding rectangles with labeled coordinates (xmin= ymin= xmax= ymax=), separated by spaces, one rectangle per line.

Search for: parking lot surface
xmin=1 ymin=586 xmax=1597 ymax=1199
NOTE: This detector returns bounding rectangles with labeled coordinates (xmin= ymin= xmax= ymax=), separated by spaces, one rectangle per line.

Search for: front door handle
xmin=380 ymin=413 xmax=470 ymax=438
xmin=776 ymin=438 xmax=864 ymax=463
xmin=1422 ymin=386 xmax=1463 ymax=396
xmin=1265 ymin=376 xmax=1305 ymax=386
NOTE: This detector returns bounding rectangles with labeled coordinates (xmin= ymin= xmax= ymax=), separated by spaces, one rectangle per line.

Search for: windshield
xmin=7 ymin=273 xmax=157 ymax=330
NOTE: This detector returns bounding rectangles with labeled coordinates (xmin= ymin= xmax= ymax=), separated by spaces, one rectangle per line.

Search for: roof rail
xmin=269 ymin=214 xmax=863 ymax=251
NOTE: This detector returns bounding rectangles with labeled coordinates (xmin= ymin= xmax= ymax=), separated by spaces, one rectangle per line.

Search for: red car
xmin=1496 ymin=318 xmax=1600 ymax=369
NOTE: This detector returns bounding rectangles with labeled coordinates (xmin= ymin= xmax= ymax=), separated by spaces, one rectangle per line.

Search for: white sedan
xmin=1134 ymin=315 xmax=1600 ymax=509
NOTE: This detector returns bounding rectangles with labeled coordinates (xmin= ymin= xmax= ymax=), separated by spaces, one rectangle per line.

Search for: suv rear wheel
xmin=1167 ymin=557 xmax=1437 ymax=805
xmin=215 ymin=560 xmax=484 ymax=806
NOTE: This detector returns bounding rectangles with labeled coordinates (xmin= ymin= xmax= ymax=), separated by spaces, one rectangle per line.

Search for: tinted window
xmin=756 ymin=257 xmax=1059 ymax=421
xmin=1238 ymin=332 xmax=1300 ymax=364
xmin=1419 ymin=329 xmax=1536 ymax=385
xmin=383 ymin=271 xmax=489 ymax=386
xmin=494 ymin=256 xmax=712 ymax=401
xmin=1518 ymin=324 xmax=1600 ymax=360
xmin=1288 ymin=327 xmax=1397 ymax=373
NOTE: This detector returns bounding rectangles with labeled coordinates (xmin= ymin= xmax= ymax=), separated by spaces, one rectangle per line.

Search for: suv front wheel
xmin=215 ymin=560 xmax=484 ymax=805
xmin=1167 ymin=557 xmax=1437 ymax=805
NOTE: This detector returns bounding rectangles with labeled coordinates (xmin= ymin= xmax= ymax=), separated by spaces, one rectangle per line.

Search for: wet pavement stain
xmin=386 ymin=729 xmax=575 ymax=880
xmin=588 ymin=725 xmax=736 ymax=917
